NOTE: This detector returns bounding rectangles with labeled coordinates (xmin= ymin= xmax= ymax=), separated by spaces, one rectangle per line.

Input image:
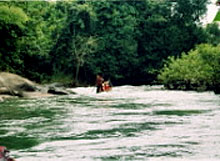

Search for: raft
xmin=102 ymin=81 xmax=112 ymax=92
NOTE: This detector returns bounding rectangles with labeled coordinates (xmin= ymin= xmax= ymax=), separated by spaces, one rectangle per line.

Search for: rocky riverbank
xmin=164 ymin=80 xmax=220 ymax=94
xmin=0 ymin=72 xmax=75 ymax=102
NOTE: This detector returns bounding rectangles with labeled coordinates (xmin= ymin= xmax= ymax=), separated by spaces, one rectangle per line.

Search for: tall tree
xmin=17 ymin=1 xmax=68 ymax=81
xmin=85 ymin=1 xmax=139 ymax=84
xmin=50 ymin=1 xmax=97 ymax=81
xmin=0 ymin=4 xmax=28 ymax=72
xmin=71 ymin=35 xmax=98 ymax=84
xmin=135 ymin=0 xmax=208 ymax=83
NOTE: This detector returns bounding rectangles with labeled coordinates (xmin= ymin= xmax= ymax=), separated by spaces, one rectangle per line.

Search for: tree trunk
xmin=75 ymin=62 xmax=80 ymax=85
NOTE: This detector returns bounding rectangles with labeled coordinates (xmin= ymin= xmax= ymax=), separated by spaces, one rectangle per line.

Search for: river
xmin=0 ymin=86 xmax=220 ymax=161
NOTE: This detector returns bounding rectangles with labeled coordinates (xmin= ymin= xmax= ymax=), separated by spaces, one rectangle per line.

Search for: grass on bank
xmin=214 ymin=11 xmax=220 ymax=21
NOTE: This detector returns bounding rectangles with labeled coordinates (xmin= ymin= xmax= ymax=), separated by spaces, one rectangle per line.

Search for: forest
xmin=0 ymin=0 xmax=220 ymax=88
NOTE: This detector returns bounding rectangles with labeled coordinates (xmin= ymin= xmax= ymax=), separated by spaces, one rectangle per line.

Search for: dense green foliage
xmin=0 ymin=5 xmax=28 ymax=72
xmin=158 ymin=44 xmax=220 ymax=91
xmin=1 ymin=0 xmax=217 ymax=86
xmin=205 ymin=23 xmax=220 ymax=45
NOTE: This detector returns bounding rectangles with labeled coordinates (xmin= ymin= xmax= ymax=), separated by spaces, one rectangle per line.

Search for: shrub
xmin=158 ymin=44 xmax=220 ymax=91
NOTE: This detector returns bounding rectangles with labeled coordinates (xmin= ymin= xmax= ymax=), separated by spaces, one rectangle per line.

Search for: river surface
xmin=0 ymin=86 xmax=220 ymax=161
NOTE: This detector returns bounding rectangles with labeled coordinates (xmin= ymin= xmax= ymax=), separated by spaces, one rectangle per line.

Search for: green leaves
xmin=159 ymin=44 xmax=220 ymax=90
xmin=172 ymin=0 xmax=208 ymax=23
xmin=205 ymin=23 xmax=220 ymax=46
xmin=0 ymin=4 xmax=28 ymax=73
xmin=0 ymin=0 xmax=214 ymax=86
xmin=0 ymin=5 xmax=28 ymax=28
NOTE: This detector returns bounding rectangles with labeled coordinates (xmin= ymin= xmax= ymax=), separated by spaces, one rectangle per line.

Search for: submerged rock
xmin=47 ymin=86 xmax=69 ymax=95
xmin=45 ymin=84 xmax=76 ymax=95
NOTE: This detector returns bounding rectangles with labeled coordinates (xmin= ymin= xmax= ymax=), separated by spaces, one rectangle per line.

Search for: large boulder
xmin=0 ymin=72 xmax=75 ymax=101
xmin=0 ymin=72 xmax=37 ymax=94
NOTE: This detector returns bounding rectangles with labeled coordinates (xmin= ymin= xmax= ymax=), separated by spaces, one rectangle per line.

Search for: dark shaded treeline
xmin=0 ymin=0 xmax=215 ymax=86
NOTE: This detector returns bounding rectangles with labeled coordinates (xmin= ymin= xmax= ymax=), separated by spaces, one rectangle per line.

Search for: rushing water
xmin=0 ymin=86 xmax=220 ymax=161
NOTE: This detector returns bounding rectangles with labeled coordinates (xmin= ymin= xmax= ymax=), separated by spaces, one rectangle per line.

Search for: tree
xmin=0 ymin=4 xmax=28 ymax=72
xmin=13 ymin=1 xmax=68 ymax=81
xmin=135 ymin=0 xmax=208 ymax=83
xmin=0 ymin=0 xmax=213 ymax=86
xmin=205 ymin=23 xmax=220 ymax=46
xmin=50 ymin=1 xmax=97 ymax=82
xmin=85 ymin=1 xmax=139 ymax=84
xmin=71 ymin=35 xmax=98 ymax=84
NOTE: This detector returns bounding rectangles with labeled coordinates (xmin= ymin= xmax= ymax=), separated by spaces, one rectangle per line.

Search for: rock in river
xmin=0 ymin=72 xmax=75 ymax=101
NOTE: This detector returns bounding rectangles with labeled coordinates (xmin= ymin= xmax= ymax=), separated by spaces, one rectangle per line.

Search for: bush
xmin=158 ymin=44 xmax=220 ymax=91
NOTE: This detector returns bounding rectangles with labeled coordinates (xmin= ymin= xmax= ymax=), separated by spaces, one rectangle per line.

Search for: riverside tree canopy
xmin=1 ymin=0 xmax=218 ymax=86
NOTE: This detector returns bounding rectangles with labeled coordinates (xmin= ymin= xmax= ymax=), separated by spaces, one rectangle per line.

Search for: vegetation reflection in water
xmin=0 ymin=86 xmax=220 ymax=161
